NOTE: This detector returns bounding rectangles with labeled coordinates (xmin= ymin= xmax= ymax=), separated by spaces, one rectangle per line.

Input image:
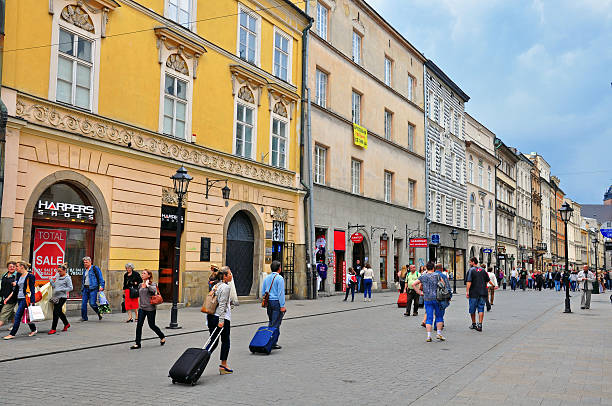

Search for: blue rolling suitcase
xmin=249 ymin=326 xmax=279 ymax=354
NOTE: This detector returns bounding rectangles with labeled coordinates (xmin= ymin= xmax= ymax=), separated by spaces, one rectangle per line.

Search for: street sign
xmin=483 ymin=248 xmax=492 ymax=254
xmin=600 ymin=229 xmax=612 ymax=238
xmin=32 ymin=228 xmax=67 ymax=282
xmin=431 ymin=234 xmax=440 ymax=245
xmin=350 ymin=232 xmax=364 ymax=243
xmin=409 ymin=238 xmax=428 ymax=248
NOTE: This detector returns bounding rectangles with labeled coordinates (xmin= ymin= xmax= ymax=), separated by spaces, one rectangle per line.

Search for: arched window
xmin=235 ymin=86 xmax=257 ymax=159
xmin=470 ymin=193 xmax=475 ymax=203
xmin=162 ymin=54 xmax=191 ymax=139
xmin=270 ymin=101 xmax=289 ymax=168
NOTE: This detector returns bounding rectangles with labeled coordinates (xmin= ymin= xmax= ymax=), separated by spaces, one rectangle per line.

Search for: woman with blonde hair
xmin=3 ymin=261 xmax=37 ymax=339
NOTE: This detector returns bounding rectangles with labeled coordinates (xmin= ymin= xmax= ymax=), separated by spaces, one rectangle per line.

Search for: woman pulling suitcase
xmin=207 ymin=267 xmax=234 ymax=375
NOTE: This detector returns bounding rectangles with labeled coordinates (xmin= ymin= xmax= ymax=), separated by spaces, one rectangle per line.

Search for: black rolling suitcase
xmin=169 ymin=327 xmax=221 ymax=385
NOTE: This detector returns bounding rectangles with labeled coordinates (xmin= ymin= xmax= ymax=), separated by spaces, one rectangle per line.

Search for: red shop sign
xmin=410 ymin=238 xmax=429 ymax=248
xmin=350 ymin=232 xmax=364 ymax=243
xmin=32 ymin=228 xmax=67 ymax=282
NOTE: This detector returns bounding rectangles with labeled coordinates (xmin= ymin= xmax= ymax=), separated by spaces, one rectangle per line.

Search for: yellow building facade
xmin=0 ymin=0 xmax=311 ymax=306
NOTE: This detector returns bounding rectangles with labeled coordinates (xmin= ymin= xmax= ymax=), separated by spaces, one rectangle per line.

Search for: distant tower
xmin=605 ymin=185 xmax=612 ymax=205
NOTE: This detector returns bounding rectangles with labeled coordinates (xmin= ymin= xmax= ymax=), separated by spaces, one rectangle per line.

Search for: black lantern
xmin=559 ymin=202 xmax=573 ymax=223
xmin=205 ymin=177 xmax=231 ymax=200
xmin=450 ymin=229 xmax=458 ymax=293
xmin=171 ymin=165 xmax=192 ymax=197
xmin=221 ymin=181 xmax=231 ymax=200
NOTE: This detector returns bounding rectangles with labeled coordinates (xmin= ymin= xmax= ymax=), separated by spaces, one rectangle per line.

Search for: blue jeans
xmin=424 ymin=300 xmax=444 ymax=325
xmin=267 ymin=299 xmax=284 ymax=344
xmin=10 ymin=298 xmax=36 ymax=336
xmin=554 ymin=280 xmax=561 ymax=291
xmin=81 ymin=286 xmax=99 ymax=320
xmin=363 ymin=279 xmax=372 ymax=298
xmin=510 ymin=277 xmax=517 ymax=290
xmin=570 ymin=281 xmax=577 ymax=291
xmin=468 ymin=297 xmax=486 ymax=314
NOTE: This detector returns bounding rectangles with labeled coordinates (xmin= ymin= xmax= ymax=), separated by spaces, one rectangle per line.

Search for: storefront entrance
xmin=226 ymin=211 xmax=254 ymax=296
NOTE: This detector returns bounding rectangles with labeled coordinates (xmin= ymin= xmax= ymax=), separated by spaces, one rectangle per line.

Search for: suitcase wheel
xmin=191 ymin=382 xmax=196 ymax=386
xmin=172 ymin=380 xmax=176 ymax=384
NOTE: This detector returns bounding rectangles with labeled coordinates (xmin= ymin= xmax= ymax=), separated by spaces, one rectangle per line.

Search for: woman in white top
xmin=207 ymin=266 xmax=234 ymax=375
xmin=360 ymin=263 xmax=374 ymax=302
xmin=343 ymin=267 xmax=357 ymax=302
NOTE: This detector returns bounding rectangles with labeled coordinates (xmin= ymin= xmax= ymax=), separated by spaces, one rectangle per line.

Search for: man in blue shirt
xmin=261 ymin=260 xmax=286 ymax=349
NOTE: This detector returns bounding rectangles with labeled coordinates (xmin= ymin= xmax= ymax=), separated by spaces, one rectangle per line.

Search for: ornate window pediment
xmin=166 ymin=54 xmax=189 ymax=76
xmin=273 ymin=102 xmax=287 ymax=118
xmin=51 ymin=0 xmax=120 ymax=37
xmin=61 ymin=5 xmax=95 ymax=32
xmin=230 ymin=65 xmax=264 ymax=106
xmin=155 ymin=27 xmax=206 ymax=79
xmin=238 ymin=86 xmax=255 ymax=104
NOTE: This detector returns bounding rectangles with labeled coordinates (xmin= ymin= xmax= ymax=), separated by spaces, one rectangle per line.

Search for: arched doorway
xmin=226 ymin=211 xmax=254 ymax=296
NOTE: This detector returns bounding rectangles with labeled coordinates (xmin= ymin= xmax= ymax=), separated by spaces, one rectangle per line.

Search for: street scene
xmin=0 ymin=0 xmax=611 ymax=404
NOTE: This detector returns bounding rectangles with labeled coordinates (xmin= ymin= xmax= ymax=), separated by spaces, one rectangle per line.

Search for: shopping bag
xmin=28 ymin=305 xmax=45 ymax=322
xmin=228 ymin=279 xmax=239 ymax=306
xmin=37 ymin=282 xmax=54 ymax=320
xmin=97 ymin=291 xmax=112 ymax=314
xmin=98 ymin=291 xmax=109 ymax=305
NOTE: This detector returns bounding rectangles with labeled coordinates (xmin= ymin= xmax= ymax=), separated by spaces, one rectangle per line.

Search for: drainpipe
xmin=423 ymin=64 xmax=430 ymax=263
xmin=299 ymin=10 xmax=314 ymax=299
xmin=0 ymin=0 xmax=8 ymax=218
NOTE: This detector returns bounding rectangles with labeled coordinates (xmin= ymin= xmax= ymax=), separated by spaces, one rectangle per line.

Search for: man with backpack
xmin=466 ymin=257 xmax=489 ymax=332
xmin=81 ymin=256 xmax=105 ymax=321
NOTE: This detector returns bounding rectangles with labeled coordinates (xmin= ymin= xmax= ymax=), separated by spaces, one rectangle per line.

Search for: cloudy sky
xmin=369 ymin=0 xmax=612 ymax=204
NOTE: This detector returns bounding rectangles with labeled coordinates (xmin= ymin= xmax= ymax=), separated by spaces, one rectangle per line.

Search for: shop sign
xmin=334 ymin=230 xmax=345 ymax=251
xmin=600 ymin=229 xmax=612 ymax=238
xmin=161 ymin=205 xmax=184 ymax=230
xmin=332 ymin=251 xmax=337 ymax=283
xmin=483 ymin=248 xmax=492 ymax=254
xmin=353 ymin=123 xmax=368 ymax=149
xmin=36 ymin=200 xmax=95 ymax=221
xmin=32 ymin=229 xmax=67 ymax=281
xmin=342 ymin=260 xmax=347 ymax=292
xmin=409 ymin=238 xmax=428 ymax=248
xmin=350 ymin=232 xmax=364 ymax=243
xmin=430 ymin=234 xmax=440 ymax=245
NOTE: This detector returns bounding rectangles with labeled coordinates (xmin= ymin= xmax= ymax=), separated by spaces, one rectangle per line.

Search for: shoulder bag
xmin=261 ymin=274 xmax=278 ymax=308
xmin=201 ymin=285 xmax=219 ymax=314
xmin=436 ymin=274 xmax=452 ymax=301
xmin=150 ymin=285 xmax=163 ymax=305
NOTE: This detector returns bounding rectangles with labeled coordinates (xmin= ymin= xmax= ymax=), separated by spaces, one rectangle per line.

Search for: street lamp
xmin=559 ymin=202 xmax=573 ymax=313
xmin=593 ymin=236 xmax=599 ymax=275
xmin=450 ymin=229 xmax=458 ymax=293
xmin=167 ymin=165 xmax=192 ymax=329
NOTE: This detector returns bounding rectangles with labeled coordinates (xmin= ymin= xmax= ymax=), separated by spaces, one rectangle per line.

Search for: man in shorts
xmin=466 ymin=257 xmax=489 ymax=332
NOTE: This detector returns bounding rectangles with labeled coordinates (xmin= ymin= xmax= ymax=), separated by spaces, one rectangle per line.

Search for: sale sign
xmin=32 ymin=228 xmax=67 ymax=282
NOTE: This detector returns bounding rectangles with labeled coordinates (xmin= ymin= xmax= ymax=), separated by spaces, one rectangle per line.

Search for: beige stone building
xmin=308 ymin=0 xmax=426 ymax=292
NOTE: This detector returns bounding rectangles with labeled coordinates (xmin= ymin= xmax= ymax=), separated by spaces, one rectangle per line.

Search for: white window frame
xmin=430 ymin=190 xmax=437 ymax=220
xmin=161 ymin=73 xmax=190 ymax=140
xmin=440 ymin=146 xmax=445 ymax=174
xmin=384 ymin=171 xmax=393 ymax=203
xmin=315 ymin=1 xmax=328 ymax=40
xmin=478 ymin=163 xmax=483 ymax=188
xmin=384 ymin=56 xmax=392 ymax=86
xmin=165 ymin=0 xmax=197 ymax=31
xmin=273 ymin=27 xmax=293 ymax=83
xmin=352 ymin=30 xmax=362 ymax=64
xmin=269 ymin=106 xmax=289 ymax=169
xmin=232 ymin=86 xmax=258 ymax=160
xmin=407 ymin=74 xmax=414 ymax=101
xmin=314 ymin=145 xmax=327 ymax=185
xmin=55 ymin=28 xmax=94 ymax=111
xmin=351 ymin=159 xmax=361 ymax=194
xmin=468 ymin=160 xmax=473 ymax=183
xmin=480 ymin=207 xmax=485 ymax=233
xmin=438 ymin=97 xmax=444 ymax=128
xmin=428 ymin=91 xmax=434 ymax=120
xmin=458 ymin=202 xmax=463 ymax=227
xmin=408 ymin=179 xmax=415 ymax=209
xmin=429 ymin=141 xmax=436 ymax=172
xmin=450 ymin=153 xmax=456 ymax=181
xmin=351 ymin=90 xmax=361 ymax=125
xmin=488 ymin=170 xmax=492 ymax=192
xmin=450 ymin=107 xmax=455 ymax=134
xmin=236 ymin=4 xmax=261 ymax=66
xmin=470 ymin=205 xmax=476 ymax=230
xmin=407 ymin=123 xmax=415 ymax=152
xmin=488 ymin=210 xmax=493 ymax=234
xmin=452 ymin=198 xmax=456 ymax=226
xmin=49 ymin=4 xmax=101 ymax=113
xmin=384 ymin=110 xmax=393 ymax=140
xmin=315 ymin=68 xmax=328 ymax=108
xmin=441 ymin=194 xmax=446 ymax=223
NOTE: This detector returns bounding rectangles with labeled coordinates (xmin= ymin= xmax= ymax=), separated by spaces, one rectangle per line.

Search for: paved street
xmin=0 ymin=288 xmax=610 ymax=406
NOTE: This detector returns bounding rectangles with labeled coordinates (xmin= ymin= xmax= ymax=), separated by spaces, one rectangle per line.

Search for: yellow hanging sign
xmin=353 ymin=123 xmax=368 ymax=149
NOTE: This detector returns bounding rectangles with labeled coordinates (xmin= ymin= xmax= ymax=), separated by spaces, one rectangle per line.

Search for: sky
xmin=369 ymin=0 xmax=612 ymax=204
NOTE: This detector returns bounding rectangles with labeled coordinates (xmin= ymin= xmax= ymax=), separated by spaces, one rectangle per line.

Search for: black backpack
xmin=436 ymin=274 xmax=451 ymax=301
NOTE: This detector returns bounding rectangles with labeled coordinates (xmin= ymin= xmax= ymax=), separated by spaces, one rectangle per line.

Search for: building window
xmin=270 ymin=103 xmax=288 ymax=168
xmin=441 ymin=194 xmax=446 ymax=223
xmin=407 ymin=74 xmax=414 ymax=101
xmin=351 ymin=91 xmax=361 ymax=124
xmin=316 ymin=1 xmax=328 ymax=40
xmin=471 ymin=205 xmax=475 ymax=230
xmin=450 ymin=107 xmax=455 ymax=134
xmin=488 ymin=210 xmax=493 ymax=234
xmin=273 ymin=30 xmax=291 ymax=82
xmin=384 ymin=110 xmax=393 ymax=140
xmin=384 ymin=171 xmax=393 ymax=203
xmin=478 ymin=163 xmax=483 ymax=188
xmin=384 ymin=57 xmax=392 ymax=86
xmin=488 ymin=169 xmax=492 ymax=192
xmin=468 ymin=160 xmax=473 ymax=183
xmin=429 ymin=141 xmax=436 ymax=172
xmin=480 ymin=207 xmax=485 ymax=233
xmin=234 ymin=86 xmax=256 ymax=159
xmin=452 ymin=198 xmax=456 ymax=226
xmin=352 ymin=31 xmax=362 ymax=64
xmin=314 ymin=145 xmax=327 ymax=185
xmin=408 ymin=179 xmax=415 ymax=209
xmin=458 ymin=202 xmax=463 ymax=227
xmin=439 ymin=147 xmax=445 ymax=174
xmin=438 ymin=97 xmax=444 ymax=128
xmin=315 ymin=68 xmax=328 ymax=108
xmin=238 ymin=7 xmax=258 ymax=64
xmin=167 ymin=0 xmax=192 ymax=29
xmin=56 ymin=28 xmax=93 ymax=110
xmin=430 ymin=190 xmax=437 ymax=220
xmin=163 ymin=74 xmax=188 ymax=139
xmin=450 ymin=153 xmax=456 ymax=181
xmin=407 ymin=123 xmax=415 ymax=152
xmin=351 ymin=159 xmax=361 ymax=194
xmin=428 ymin=90 xmax=434 ymax=120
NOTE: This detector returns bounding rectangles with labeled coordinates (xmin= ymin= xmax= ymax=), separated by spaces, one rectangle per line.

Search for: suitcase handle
xmin=204 ymin=326 xmax=223 ymax=351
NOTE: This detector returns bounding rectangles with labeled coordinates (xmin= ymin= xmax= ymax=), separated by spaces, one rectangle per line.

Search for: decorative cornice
xmin=155 ymin=27 xmax=206 ymax=79
xmin=51 ymin=0 xmax=120 ymax=37
xmin=270 ymin=207 xmax=289 ymax=222
xmin=15 ymin=94 xmax=296 ymax=189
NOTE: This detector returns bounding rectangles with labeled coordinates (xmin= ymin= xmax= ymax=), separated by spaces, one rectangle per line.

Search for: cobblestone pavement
xmin=0 ymin=288 xmax=610 ymax=405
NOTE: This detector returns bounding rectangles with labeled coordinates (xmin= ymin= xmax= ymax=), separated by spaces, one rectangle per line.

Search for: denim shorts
xmin=424 ymin=300 xmax=444 ymax=325
xmin=468 ymin=297 xmax=486 ymax=314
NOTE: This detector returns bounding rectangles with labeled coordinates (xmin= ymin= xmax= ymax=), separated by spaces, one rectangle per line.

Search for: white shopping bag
xmin=28 ymin=305 xmax=45 ymax=322
xmin=228 ymin=279 xmax=239 ymax=306
xmin=98 ymin=291 xmax=108 ymax=305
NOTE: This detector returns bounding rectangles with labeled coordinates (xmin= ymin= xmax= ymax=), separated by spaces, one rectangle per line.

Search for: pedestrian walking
xmin=3 ymin=261 xmax=37 ymax=339
xmin=48 ymin=263 xmax=73 ymax=335
xmin=398 ymin=266 xmax=407 ymax=293
xmin=486 ymin=266 xmax=498 ymax=310
xmin=355 ymin=259 xmax=363 ymax=293
xmin=80 ymin=256 xmax=105 ymax=321
xmin=498 ymin=267 xmax=506 ymax=290
xmin=411 ymin=262 xmax=446 ymax=342
xmin=519 ymin=267 xmax=527 ymax=291
xmin=261 ymin=260 xmax=286 ymax=350
xmin=0 ymin=261 xmax=18 ymax=330
xmin=207 ymin=266 xmax=234 ymax=375
xmin=577 ymin=265 xmax=596 ymax=309
xmin=535 ymin=271 xmax=544 ymax=291
xmin=404 ymin=265 xmax=420 ymax=316
xmin=123 ymin=263 xmax=142 ymax=323
xmin=435 ymin=263 xmax=452 ymax=326
xmin=569 ymin=271 xmax=577 ymax=292
xmin=343 ymin=267 xmax=357 ymax=302
xmin=361 ymin=263 xmax=374 ymax=302
xmin=553 ymin=270 xmax=562 ymax=291
xmin=466 ymin=257 xmax=489 ymax=332
xmin=510 ymin=267 xmax=518 ymax=291
xmin=130 ymin=270 xmax=165 ymax=349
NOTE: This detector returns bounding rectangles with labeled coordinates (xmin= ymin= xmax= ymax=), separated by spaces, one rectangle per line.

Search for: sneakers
xmin=476 ymin=323 xmax=483 ymax=332
xmin=436 ymin=334 xmax=446 ymax=341
xmin=469 ymin=323 xmax=477 ymax=330
xmin=48 ymin=330 xmax=57 ymax=335
xmin=363 ymin=298 xmax=367 ymax=302
xmin=98 ymin=313 xmax=103 ymax=321
xmin=426 ymin=336 xmax=432 ymax=342
xmin=29 ymin=330 xmax=38 ymax=337
xmin=62 ymin=324 xmax=70 ymax=332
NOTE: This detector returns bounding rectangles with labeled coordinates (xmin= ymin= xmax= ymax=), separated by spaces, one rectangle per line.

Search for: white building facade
xmin=527 ymin=153 xmax=552 ymax=267
xmin=516 ymin=153 xmax=533 ymax=269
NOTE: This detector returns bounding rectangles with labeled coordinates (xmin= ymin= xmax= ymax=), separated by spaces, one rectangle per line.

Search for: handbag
xmin=150 ymin=285 xmax=163 ymax=305
xmin=28 ymin=305 xmax=45 ymax=322
xmin=129 ymin=287 xmax=139 ymax=299
xmin=261 ymin=274 xmax=278 ymax=308
xmin=50 ymin=296 xmax=60 ymax=305
xmin=201 ymin=285 xmax=219 ymax=314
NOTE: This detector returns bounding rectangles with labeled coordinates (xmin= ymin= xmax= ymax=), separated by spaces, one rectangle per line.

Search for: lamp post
xmin=167 ymin=166 xmax=192 ymax=329
xmin=593 ymin=236 xmax=599 ymax=275
xmin=450 ymin=229 xmax=458 ymax=293
xmin=559 ymin=202 xmax=573 ymax=313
